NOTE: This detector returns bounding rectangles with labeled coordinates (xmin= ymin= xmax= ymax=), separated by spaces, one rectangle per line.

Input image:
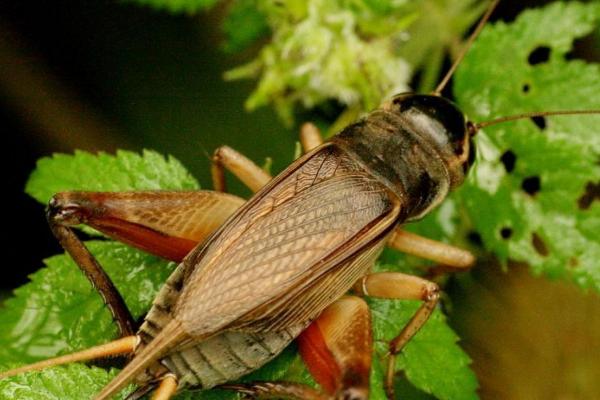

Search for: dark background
xmin=0 ymin=0 xmax=598 ymax=290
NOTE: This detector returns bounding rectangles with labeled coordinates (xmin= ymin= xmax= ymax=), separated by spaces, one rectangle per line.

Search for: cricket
xmin=1 ymin=0 xmax=599 ymax=399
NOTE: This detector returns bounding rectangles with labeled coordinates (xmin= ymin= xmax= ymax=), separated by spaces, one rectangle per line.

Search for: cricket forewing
xmin=176 ymin=145 xmax=399 ymax=337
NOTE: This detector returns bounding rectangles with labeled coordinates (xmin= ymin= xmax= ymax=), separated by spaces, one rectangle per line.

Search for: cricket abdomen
xmin=136 ymin=262 xmax=306 ymax=390
xmin=162 ymin=326 xmax=305 ymax=388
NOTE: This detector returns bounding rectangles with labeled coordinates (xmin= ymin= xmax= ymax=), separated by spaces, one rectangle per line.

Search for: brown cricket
xmin=1 ymin=1 xmax=599 ymax=399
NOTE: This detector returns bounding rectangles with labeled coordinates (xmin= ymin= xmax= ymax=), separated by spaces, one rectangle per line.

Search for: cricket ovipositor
xmin=1 ymin=1 xmax=599 ymax=399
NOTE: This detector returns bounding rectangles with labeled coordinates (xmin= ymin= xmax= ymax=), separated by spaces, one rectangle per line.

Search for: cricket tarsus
xmin=353 ymin=272 xmax=440 ymax=400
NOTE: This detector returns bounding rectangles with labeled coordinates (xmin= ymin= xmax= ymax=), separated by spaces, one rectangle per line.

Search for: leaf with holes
xmin=453 ymin=2 xmax=600 ymax=290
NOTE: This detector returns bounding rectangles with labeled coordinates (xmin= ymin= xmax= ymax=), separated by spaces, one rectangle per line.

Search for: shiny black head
xmin=384 ymin=93 xmax=476 ymax=188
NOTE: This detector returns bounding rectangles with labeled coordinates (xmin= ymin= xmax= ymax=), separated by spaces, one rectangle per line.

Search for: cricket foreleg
xmin=211 ymin=145 xmax=272 ymax=193
xmin=354 ymin=272 xmax=440 ymax=400
xmin=211 ymin=123 xmax=323 ymax=193
xmin=300 ymin=122 xmax=324 ymax=153
xmin=387 ymin=229 xmax=475 ymax=269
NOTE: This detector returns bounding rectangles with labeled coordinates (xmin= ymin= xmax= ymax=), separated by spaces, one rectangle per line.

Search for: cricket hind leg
xmin=298 ymin=295 xmax=371 ymax=400
xmin=223 ymin=296 xmax=372 ymax=400
xmin=354 ymin=272 xmax=440 ymax=400
xmin=48 ymin=215 xmax=135 ymax=337
xmin=47 ymin=190 xmax=245 ymax=336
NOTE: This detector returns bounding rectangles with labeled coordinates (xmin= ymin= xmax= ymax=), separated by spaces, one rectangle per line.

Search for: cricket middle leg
xmin=354 ymin=272 xmax=440 ymax=400
xmin=387 ymin=228 xmax=475 ymax=269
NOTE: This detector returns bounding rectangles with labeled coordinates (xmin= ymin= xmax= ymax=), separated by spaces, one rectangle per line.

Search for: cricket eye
xmin=392 ymin=94 xmax=469 ymax=155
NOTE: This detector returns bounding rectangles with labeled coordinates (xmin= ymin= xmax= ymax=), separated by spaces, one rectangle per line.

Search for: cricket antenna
xmin=0 ymin=336 xmax=138 ymax=379
xmin=433 ymin=0 xmax=501 ymax=96
xmin=471 ymin=109 xmax=600 ymax=134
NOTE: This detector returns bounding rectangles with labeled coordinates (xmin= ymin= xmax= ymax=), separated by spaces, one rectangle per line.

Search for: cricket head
xmin=384 ymin=93 xmax=476 ymax=189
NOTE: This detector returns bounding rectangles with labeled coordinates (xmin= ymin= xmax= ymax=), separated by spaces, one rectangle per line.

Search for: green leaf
xmin=0 ymin=364 xmax=129 ymax=400
xmin=0 ymin=242 xmax=176 ymax=364
xmin=1 ymin=150 xmax=190 ymax=397
xmin=25 ymin=150 xmax=199 ymax=205
xmin=123 ymin=0 xmax=219 ymax=14
xmin=370 ymin=299 xmax=478 ymax=400
xmin=454 ymin=2 xmax=600 ymax=291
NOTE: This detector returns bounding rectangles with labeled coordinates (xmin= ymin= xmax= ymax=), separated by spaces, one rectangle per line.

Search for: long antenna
xmin=474 ymin=109 xmax=600 ymax=131
xmin=433 ymin=0 xmax=501 ymax=95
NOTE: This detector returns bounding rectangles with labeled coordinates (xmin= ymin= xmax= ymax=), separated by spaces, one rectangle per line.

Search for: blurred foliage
xmin=223 ymin=0 xmax=416 ymax=125
xmin=221 ymin=0 xmax=270 ymax=53
xmin=451 ymin=262 xmax=600 ymax=398
xmin=126 ymin=0 xmax=218 ymax=14
xmin=223 ymin=0 xmax=485 ymax=126
xmin=127 ymin=0 xmax=487 ymax=125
